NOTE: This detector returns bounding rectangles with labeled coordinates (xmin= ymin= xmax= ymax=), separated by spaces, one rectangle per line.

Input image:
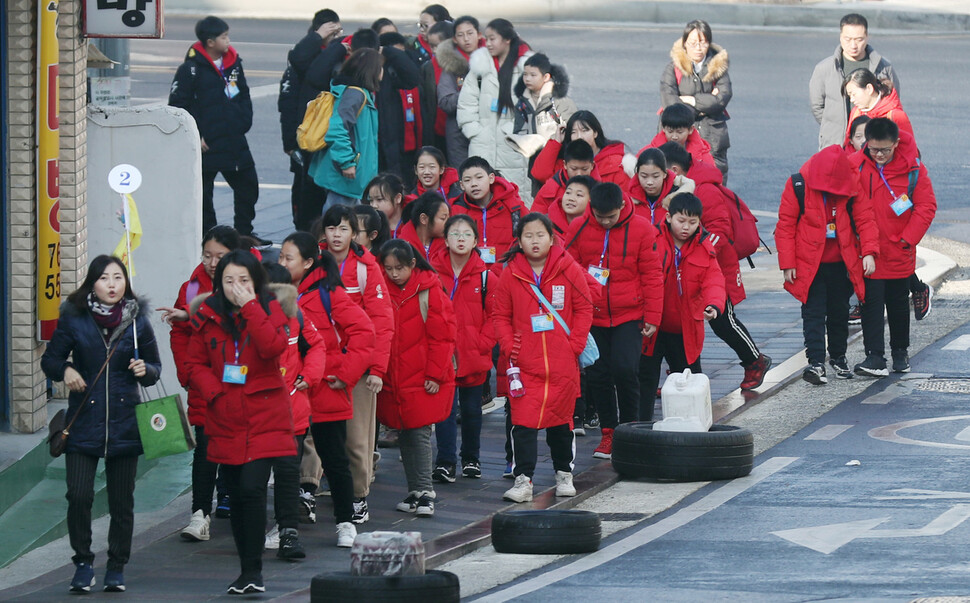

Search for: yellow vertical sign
xmin=37 ymin=0 xmax=60 ymax=341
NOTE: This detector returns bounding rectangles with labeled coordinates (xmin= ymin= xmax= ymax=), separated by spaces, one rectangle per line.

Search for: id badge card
xmin=225 ymin=81 xmax=240 ymax=99
xmin=490 ymin=98 xmax=499 ymax=113
xmin=531 ymin=313 xmax=554 ymax=333
xmin=479 ymin=246 xmax=497 ymax=264
xmin=890 ymin=194 xmax=913 ymax=216
xmin=222 ymin=364 xmax=248 ymax=384
xmin=405 ymin=108 xmax=415 ymax=123
xmin=551 ymin=285 xmax=566 ymax=310
xmin=588 ymin=265 xmax=610 ymax=286
xmin=826 ymin=223 xmax=837 ymax=239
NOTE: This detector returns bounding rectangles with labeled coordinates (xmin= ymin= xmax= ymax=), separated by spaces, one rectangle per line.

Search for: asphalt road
xmin=128 ymin=18 xmax=970 ymax=244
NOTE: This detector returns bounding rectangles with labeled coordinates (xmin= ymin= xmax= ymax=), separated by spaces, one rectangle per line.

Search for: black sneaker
xmin=352 ymin=497 xmax=370 ymax=524
xmin=462 ymin=460 xmax=482 ymax=479
xmin=583 ymin=414 xmax=600 ymax=430
xmin=913 ymin=283 xmax=933 ymax=321
xmin=416 ymin=493 xmax=435 ymax=517
xmin=245 ymin=233 xmax=273 ymax=248
xmin=802 ymin=363 xmax=828 ymax=385
xmin=277 ymin=528 xmax=306 ymax=560
xmin=829 ymin=357 xmax=854 ymax=379
xmin=396 ymin=493 xmax=419 ymax=513
xmin=298 ymin=489 xmax=316 ymax=524
xmin=854 ymin=354 xmax=889 ymax=378
xmin=848 ymin=304 xmax=862 ymax=325
xmin=432 ymin=464 xmax=456 ymax=483
xmin=215 ymin=494 xmax=231 ymax=519
xmin=227 ymin=573 xmax=265 ymax=594
xmin=892 ymin=349 xmax=911 ymax=373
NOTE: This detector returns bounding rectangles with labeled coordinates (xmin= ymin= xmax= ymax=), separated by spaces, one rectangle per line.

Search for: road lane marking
xmin=942 ymin=334 xmax=970 ymax=351
xmin=861 ymin=381 xmax=919 ymax=405
xmin=804 ymin=425 xmax=853 ymax=440
xmin=869 ymin=414 xmax=970 ymax=450
xmin=476 ymin=456 xmax=798 ymax=603
xmin=876 ymin=489 xmax=970 ymax=500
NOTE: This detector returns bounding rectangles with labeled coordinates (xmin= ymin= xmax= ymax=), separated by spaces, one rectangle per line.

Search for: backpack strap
xmin=791 ymin=172 xmax=806 ymax=215
xmin=317 ymin=286 xmax=334 ymax=325
xmin=907 ymin=157 xmax=920 ymax=200
xmin=564 ymin=217 xmax=589 ymax=250
xmin=480 ymin=270 xmax=488 ymax=310
xmin=357 ymin=260 xmax=368 ymax=295
xmin=296 ymin=309 xmax=310 ymax=357
xmin=418 ymin=289 xmax=429 ymax=322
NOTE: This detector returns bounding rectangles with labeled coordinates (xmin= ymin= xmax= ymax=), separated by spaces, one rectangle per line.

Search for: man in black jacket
xmin=279 ymin=10 xmax=343 ymax=230
xmin=169 ymin=16 xmax=269 ymax=244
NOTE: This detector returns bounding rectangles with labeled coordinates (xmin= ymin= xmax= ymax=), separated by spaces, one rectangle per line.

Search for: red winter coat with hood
xmin=432 ymin=249 xmax=495 ymax=387
xmin=396 ymin=220 xmax=447 ymax=263
xmin=492 ymin=247 xmax=594 ymax=429
xmin=378 ymin=268 xmax=457 ymax=429
xmin=685 ymin=160 xmax=745 ymax=304
xmin=171 ymin=263 xmax=213 ymax=426
xmin=639 ymin=130 xmax=715 ymax=169
xmin=451 ymin=176 xmax=524 ymax=261
xmin=648 ymin=223 xmax=726 ymax=364
xmin=844 ymin=88 xmax=914 ymax=148
xmin=531 ymin=140 xmax=629 ymax=186
xmin=531 ymin=166 xmax=602 ymax=215
xmin=185 ymin=295 xmax=295 ymax=465
xmin=625 ymin=169 xmax=691 ymax=226
xmin=776 ymin=145 xmax=880 ymax=304
xmin=849 ymin=131 xmax=936 ymax=279
xmin=564 ymin=201 xmax=664 ymax=328
xmin=404 ymin=167 xmax=463 ymax=206
xmin=323 ymin=244 xmax=395 ymax=380
xmin=297 ymin=267 xmax=376 ymax=422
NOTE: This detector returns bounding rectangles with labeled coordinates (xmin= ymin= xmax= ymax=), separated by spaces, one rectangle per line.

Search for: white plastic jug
xmin=655 ymin=369 xmax=712 ymax=432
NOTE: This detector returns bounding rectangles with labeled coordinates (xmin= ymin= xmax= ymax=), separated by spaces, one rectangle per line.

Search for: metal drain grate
xmin=916 ymin=379 xmax=970 ymax=394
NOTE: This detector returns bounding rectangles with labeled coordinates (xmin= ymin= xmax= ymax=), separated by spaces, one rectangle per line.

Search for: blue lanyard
xmin=339 ymin=257 xmax=348 ymax=275
xmin=481 ymin=210 xmax=487 ymax=245
xmin=424 ymin=243 xmax=431 ymax=259
xmin=533 ymin=270 xmax=543 ymax=311
xmin=674 ymin=247 xmax=684 ymax=296
xmin=438 ymin=185 xmax=446 ymax=199
xmin=877 ymin=165 xmax=898 ymax=201
xmin=232 ymin=338 xmax=241 ymax=364
xmin=393 ymin=222 xmax=402 ymax=238
xmin=599 ymin=231 xmax=609 ymax=266
xmin=450 ymin=276 xmax=459 ymax=300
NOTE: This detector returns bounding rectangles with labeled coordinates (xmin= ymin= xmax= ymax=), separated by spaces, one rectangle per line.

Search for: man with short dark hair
xmin=849 ymin=117 xmax=936 ymax=377
xmin=809 ymin=13 xmax=900 ymax=149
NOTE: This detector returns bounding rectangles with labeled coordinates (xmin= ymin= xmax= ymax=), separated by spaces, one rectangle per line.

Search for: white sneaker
xmin=264 ymin=525 xmax=280 ymax=550
xmin=503 ymin=475 xmax=533 ymax=503
xmin=336 ymin=521 xmax=357 ymax=548
xmin=180 ymin=509 xmax=210 ymax=541
xmin=555 ymin=471 xmax=576 ymax=497
xmin=481 ymin=397 xmax=504 ymax=415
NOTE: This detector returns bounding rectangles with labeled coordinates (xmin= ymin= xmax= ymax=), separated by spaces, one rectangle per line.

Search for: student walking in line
xmin=626 ymin=148 xmax=691 ymax=227
xmin=451 ymin=156 xmax=525 ymax=264
xmin=436 ymin=15 xmax=485 ymax=167
xmin=640 ymin=194 xmax=726 ymax=417
xmin=407 ymin=146 xmax=463 ymax=205
xmin=776 ymin=145 xmax=879 ymax=384
xmin=184 ymin=251 xmax=292 ymax=595
xmin=314 ymin=206 xmax=395 ymax=524
xmin=353 ymin=204 xmax=392 ymax=253
xmin=532 ymin=110 xmax=631 ymax=187
xmin=548 ymin=174 xmax=596 ymax=238
xmin=640 ymin=102 xmax=716 ymax=169
xmin=378 ymin=240 xmax=458 ymax=517
xmin=158 ymin=225 xmax=241 ymax=543
xmin=848 ymin=118 xmax=937 ymax=377
xmin=531 ymin=140 xmax=596 ymax=215
xmin=564 ymin=183 xmax=663 ymax=459
xmin=364 ymin=173 xmax=408 ymax=238
xmin=168 ymin=17 xmax=269 ymax=245
xmin=396 ymin=191 xmax=451 ymax=261
xmin=493 ymin=213 xmax=594 ymax=502
xmin=42 ymin=255 xmax=161 ymax=593
xmin=431 ymin=215 xmax=496 ymax=481
xmin=279 ymin=233 xmax=377 ymax=546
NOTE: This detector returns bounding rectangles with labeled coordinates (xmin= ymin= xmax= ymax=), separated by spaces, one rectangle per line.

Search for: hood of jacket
xmin=390 ymin=266 xmax=441 ymax=301
xmin=671 ymin=40 xmax=728 ymax=83
xmin=186 ymin=41 xmax=239 ymax=74
xmin=267 ymin=283 xmax=299 ymax=318
xmin=435 ymin=39 xmax=471 ymax=77
xmin=687 ymin=159 xmax=723 ymax=186
xmin=855 ymin=129 xmax=920 ymax=176
xmin=507 ymin=244 xmax=571 ymax=283
xmin=661 ymin=174 xmax=697 ymax=210
xmin=513 ymin=63 xmax=570 ymax=100
xmin=803 ymin=145 xmax=860 ymax=196
xmin=188 ymin=291 xmax=212 ymax=316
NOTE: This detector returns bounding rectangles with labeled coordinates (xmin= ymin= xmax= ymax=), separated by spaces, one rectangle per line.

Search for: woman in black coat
xmin=660 ymin=20 xmax=733 ymax=182
xmin=41 ymin=255 xmax=161 ymax=593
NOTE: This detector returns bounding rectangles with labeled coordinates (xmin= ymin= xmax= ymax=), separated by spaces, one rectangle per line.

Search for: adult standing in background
xmin=436 ymin=16 xmax=484 ymax=168
xmin=660 ymin=20 xmax=732 ymax=183
xmin=810 ymin=13 xmax=900 ymax=150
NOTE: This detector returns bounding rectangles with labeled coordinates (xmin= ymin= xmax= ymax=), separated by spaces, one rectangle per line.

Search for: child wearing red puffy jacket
xmin=493 ymin=214 xmax=594 ymax=504
xmin=430 ymin=215 xmax=495 ymax=482
xmin=379 ymin=240 xmax=458 ymax=518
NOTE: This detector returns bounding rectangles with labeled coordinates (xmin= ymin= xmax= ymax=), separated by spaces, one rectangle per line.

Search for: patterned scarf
xmin=88 ymin=292 xmax=124 ymax=331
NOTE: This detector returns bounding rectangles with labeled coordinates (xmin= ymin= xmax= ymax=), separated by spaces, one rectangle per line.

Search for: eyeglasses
xmin=448 ymin=232 xmax=475 ymax=240
xmin=868 ymin=145 xmax=895 ymax=156
xmin=685 ymin=41 xmax=710 ymax=49
xmin=416 ymin=21 xmax=431 ymax=31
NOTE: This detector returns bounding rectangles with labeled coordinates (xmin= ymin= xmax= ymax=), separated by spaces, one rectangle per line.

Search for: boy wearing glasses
xmin=849 ymin=118 xmax=936 ymax=377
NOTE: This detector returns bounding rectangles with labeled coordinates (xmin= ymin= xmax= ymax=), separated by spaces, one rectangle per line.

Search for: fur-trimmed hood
xmin=662 ymin=175 xmax=697 ymax=210
xmin=670 ymin=39 xmax=729 ymax=83
xmin=513 ymin=63 xmax=570 ymax=100
xmin=267 ymin=283 xmax=299 ymax=318
xmin=435 ymin=39 xmax=471 ymax=78
xmin=188 ymin=291 xmax=212 ymax=317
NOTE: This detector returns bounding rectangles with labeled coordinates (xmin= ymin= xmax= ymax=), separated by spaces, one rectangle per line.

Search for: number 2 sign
xmin=108 ymin=163 xmax=142 ymax=194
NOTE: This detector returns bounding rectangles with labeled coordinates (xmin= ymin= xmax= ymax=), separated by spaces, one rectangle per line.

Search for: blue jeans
xmin=434 ymin=384 xmax=484 ymax=466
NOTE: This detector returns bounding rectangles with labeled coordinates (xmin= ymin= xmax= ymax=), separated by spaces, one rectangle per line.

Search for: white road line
xmin=804 ymin=424 xmax=852 ymax=441
xmin=861 ymin=381 xmax=918 ymax=405
xmin=476 ymin=456 xmax=798 ymax=603
xmin=943 ymin=334 xmax=970 ymax=351
xmin=214 ymin=181 xmax=290 ymax=190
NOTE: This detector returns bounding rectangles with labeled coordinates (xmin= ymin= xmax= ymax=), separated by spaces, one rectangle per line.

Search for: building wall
xmin=6 ymin=0 xmax=87 ymax=433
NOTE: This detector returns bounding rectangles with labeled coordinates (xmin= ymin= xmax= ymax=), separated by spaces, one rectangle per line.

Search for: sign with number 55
xmin=84 ymin=0 xmax=164 ymax=38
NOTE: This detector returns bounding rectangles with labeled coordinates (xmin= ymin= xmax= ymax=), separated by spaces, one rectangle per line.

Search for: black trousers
xmin=709 ymin=298 xmax=760 ymax=366
xmin=310 ymin=420 xmax=355 ymax=524
xmin=222 ymin=458 xmax=274 ymax=575
xmin=639 ymin=331 xmax=702 ymax=421
xmin=272 ymin=431 xmax=307 ymax=530
xmin=573 ymin=372 xmax=588 ymax=423
xmin=65 ymin=453 xmax=138 ymax=572
xmin=861 ymin=276 xmax=911 ymax=357
xmin=801 ymin=262 xmax=853 ymax=365
xmin=201 ymin=165 xmax=259 ymax=235
xmin=293 ymin=155 xmax=330 ymax=232
xmin=510 ymin=423 xmax=575 ymax=478
xmin=191 ymin=425 xmax=221 ymax=516
xmin=588 ymin=321 xmax=644 ymax=430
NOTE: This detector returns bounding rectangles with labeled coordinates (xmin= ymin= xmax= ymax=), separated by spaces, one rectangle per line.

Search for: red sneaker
xmin=740 ymin=354 xmax=772 ymax=390
xmin=593 ymin=427 xmax=614 ymax=459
